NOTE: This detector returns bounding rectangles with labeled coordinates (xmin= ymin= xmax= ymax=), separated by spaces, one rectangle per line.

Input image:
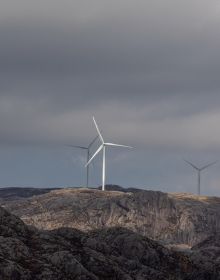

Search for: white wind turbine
xmin=68 ymin=135 xmax=99 ymax=188
xmin=184 ymin=159 xmax=218 ymax=195
xmin=86 ymin=117 xmax=132 ymax=191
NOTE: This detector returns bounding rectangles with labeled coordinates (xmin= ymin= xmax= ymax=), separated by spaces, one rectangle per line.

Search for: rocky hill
xmin=0 ymin=205 xmax=218 ymax=280
xmin=2 ymin=186 xmax=220 ymax=247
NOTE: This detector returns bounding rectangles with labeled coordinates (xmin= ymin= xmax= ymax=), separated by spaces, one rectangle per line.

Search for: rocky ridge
xmin=2 ymin=186 xmax=220 ymax=247
xmin=0 ymin=187 xmax=59 ymax=201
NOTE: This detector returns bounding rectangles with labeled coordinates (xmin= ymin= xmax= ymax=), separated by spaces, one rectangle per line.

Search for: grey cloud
xmin=0 ymin=0 xmax=220 ymax=149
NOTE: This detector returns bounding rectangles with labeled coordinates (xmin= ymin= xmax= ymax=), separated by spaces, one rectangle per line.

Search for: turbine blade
xmin=105 ymin=143 xmax=133 ymax=148
xmin=200 ymin=160 xmax=218 ymax=171
xmin=183 ymin=159 xmax=199 ymax=170
xmin=88 ymin=134 xmax=100 ymax=149
xmin=85 ymin=145 xmax=103 ymax=167
xmin=93 ymin=116 xmax=104 ymax=143
xmin=66 ymin=145 xmax=88 ymax=150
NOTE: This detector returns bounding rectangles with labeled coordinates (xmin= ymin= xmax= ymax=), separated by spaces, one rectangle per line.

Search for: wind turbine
xmin=183 ymin=159 xmax=218 ymax=195
xmin=68 ymin=135 xmax=99 ymax=188
xmin=86 ymin=117 xmax=132 ymax=191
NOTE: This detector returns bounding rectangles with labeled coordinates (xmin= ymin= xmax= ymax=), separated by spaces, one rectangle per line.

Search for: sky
xmin=1 ymin=0 xmax=220 ymax=196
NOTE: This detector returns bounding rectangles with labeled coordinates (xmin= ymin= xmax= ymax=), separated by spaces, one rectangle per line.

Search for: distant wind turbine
xmin=86 ymin=117 xmax=132 ymax=191
xmin=68 ymin=135 xmax=99 ymax=188
xmin=183 ymin=159 xmax=218 ymax=195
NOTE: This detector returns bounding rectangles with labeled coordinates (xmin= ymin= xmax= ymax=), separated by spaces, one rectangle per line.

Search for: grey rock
xmin=3 ymin=188 xmax=220 ymax=246
xmin=0 ymin=206 xmax=218 ymax=279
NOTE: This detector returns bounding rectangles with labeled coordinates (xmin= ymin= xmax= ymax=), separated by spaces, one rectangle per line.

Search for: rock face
xmin=2 ymin=187 xmax=220 ymax=246
xmin=191 ymin=233 xmax=220 ymax=273
xmin=0 ymin=206 xmax=218 ymax=280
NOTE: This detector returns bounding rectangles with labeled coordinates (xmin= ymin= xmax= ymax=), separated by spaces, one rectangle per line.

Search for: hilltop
xmin=2 ymin=186 xmax=220 ymax=247
xmin=0 ymin=187 xmax=60 ymax=201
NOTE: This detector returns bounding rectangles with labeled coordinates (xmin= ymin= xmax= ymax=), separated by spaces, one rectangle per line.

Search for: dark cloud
xmin=0 ymin=23 xmax=219 ymax=143
xmin=0 ymin=1 xmax=220 ymax=192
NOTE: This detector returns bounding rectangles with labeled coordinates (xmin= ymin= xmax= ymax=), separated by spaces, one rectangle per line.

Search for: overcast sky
xmin=1 ymin=0 xmax=220 ymax=195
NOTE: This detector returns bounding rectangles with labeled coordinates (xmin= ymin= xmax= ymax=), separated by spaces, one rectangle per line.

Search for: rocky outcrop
xmin=0 ymin=206 xmax=218 ymax=280
xmin=2 ymin=187 xmax=220 ymax=246
xmin=190 ymin=233 xmax=220 ymax=273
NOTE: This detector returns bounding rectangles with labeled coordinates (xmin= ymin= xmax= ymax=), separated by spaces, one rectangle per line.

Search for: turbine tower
xmin=68 ymin=135 xmax=99 ymax=188
xmin=184 ymin=159 xmax=217 ymax=195
xmin=86 ymin=117 xmax=132 ymax=191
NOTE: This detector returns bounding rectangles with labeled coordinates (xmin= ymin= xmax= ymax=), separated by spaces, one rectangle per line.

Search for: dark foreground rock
xmin=190 ymin=233 xmax=220 ymax=274
xmin=0 ymin=206 xmax=219 ymax=280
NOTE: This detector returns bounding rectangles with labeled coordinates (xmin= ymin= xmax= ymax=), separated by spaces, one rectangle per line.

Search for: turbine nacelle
xmin=85 ymin=142 xmax=132 ymax=167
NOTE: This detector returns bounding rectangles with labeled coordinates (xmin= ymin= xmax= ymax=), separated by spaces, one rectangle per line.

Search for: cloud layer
xmin=1 ymin=1 xmax=220 ymax=193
